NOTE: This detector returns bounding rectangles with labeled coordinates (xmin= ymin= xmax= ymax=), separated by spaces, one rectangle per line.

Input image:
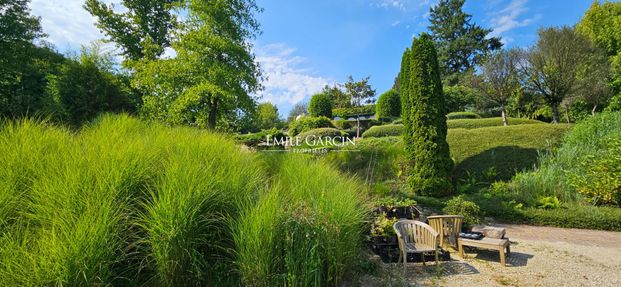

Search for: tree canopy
xmin=428 ymin=0 xmax=502 ymax=83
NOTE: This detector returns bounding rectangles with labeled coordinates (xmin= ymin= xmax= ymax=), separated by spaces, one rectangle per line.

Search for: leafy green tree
xmin=344 ymin=76 xmax=376 ymax=107
xmin=129 ymin=0 xmax=263 ymax=130
xmin=0 ymin=0 xmax=66 ymax=118
xmin=443 ymin=84 xmax=477 ymax=112
xmin=576 ymin=1 xmax=621 ymax=99
xmin=375 ymin=89 xmax=400 ymax=119
xmin=287 ymin=102 xmax=308 ymax=122
xmin=469 ymin=49 xmax=521 ymax=126
xmin=428 ymin=0 xmax=502 ymax=84
xmin=517 ymin=27 xmax=602 ymax=123
xmin=321 ymin=84 xmax=350 ymax=108
xmin=401 ymin=33 xmax=453 ymax=196
xmin=309 ymin=92 xmax=333 ymax=118
xmin=256 ymin=102 xmax=281 ymax=130
xmin=50 ymin=44 xmax=137 ymax=125
xmin=85 ymin=0 xmax=179 ymax=60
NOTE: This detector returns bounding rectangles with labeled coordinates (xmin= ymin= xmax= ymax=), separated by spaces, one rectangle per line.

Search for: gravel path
xmin=362 ymin=225 xmax=621 ymax=287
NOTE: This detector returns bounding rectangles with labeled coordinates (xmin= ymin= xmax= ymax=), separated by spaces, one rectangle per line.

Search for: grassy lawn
xmin=449 ymin=123 xmax=572 ymax=180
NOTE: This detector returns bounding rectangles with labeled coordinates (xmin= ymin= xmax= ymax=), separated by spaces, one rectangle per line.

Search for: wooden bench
xmin=458 ymin=237 xmax=510 ymax=266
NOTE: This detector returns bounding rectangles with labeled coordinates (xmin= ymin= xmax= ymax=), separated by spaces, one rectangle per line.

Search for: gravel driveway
xmin=362 ymin=225 xmax=621 ymax=287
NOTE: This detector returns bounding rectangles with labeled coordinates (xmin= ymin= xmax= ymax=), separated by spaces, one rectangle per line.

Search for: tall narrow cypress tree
xmin=402 ymin=33 xmax=453 ymax=196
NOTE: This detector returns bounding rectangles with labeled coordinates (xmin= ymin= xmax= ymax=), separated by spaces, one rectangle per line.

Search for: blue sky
xmin=30 ymin=0 xmax=595 ymax=116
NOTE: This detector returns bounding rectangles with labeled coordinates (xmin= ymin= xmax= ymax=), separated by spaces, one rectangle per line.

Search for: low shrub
xmin=288 ymin=116 xmax=334 ymax=135
xmin=333 ymin=105 xmax=375 ymax=118
xmin=362 ymin=124 xmax=403 ymax=138
xmin=442 ymin=195 xmax=482 ymax=226
xmin=446 ymin=111 xmax=481 ymax=120
xmin=234 ymin=128 xmax=286 ymax=147
xmin=447 ymin=117 xmax=544 ymax=129
xmin=296 ymin=128 xmax=348 ymax=146
xmin=333 ymin=119 xmax=353 ymax=130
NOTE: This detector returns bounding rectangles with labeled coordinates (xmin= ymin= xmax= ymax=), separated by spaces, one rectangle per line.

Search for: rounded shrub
xmin=288 ymin=116 xmax=334 ymax=135
xmin=308 ymin=92 xmax=333 ymax=118
xmin=376 ymin=89 xmax=400 ymax=119
xmin=297 ymin=127 xmax=346 ymax=139
xmin=362 ymin=124 xmax=403 ymax=138
xmin=442 ymin=195 xmax=482 ymax=226
xmin=446 ymin=111 xmax=481 ymax=120
xmin=332 ymin=119 xmax=353 ymax=130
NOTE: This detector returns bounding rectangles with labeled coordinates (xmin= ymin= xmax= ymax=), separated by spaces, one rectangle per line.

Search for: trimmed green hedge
xmin=297 ymin=128 xmax=346 ymax=140
xmin=447 ymin=117 xmax=544 ymax=129
xmin=446 ymin=111 xmax=481 ymax=120
xmin=289 ymin=116 xmax=334 ymax=135
xmin=234 ymin=128 xmax=286 ymax=147
xmin=362 ymin=124 xmax=403 ymax=138
xmin=333 ymin=105 xmax=375 ymax=118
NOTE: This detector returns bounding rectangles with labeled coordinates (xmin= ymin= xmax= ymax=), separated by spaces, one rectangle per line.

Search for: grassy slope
xmin=449 ymin=124 xmax=573 ymax=180
xmin=329 ymin=123 xmax=572 ymax=182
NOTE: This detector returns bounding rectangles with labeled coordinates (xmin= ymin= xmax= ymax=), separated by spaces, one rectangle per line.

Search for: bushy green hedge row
xmin=332 ymin=105 xmax=375 ymax=118
xmin=447 ymin=117 xmax=544 ymax=129
xmin=289 ymin=116 xmax=334 ymax=135
xmin=297 ymin=128 xmax=347 ymax=141
xmin=234 ymin=128 xmax=286 ymax=147
xmin=446 ymin=111 xmax=481 ymax=120
xmin=362 ymin=124 xmax=403 ymax=138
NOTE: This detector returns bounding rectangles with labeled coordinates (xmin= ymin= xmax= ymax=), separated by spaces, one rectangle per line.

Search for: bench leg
xmin=458 ymin=241 xmax=465 ymax=259
xmin=499 ymin=246 xmax=506 ymax=266
xmin=506 ymin=244 xmax=511 ymax=255
xmin=421 ymin=253 xmax=426 ymax=266
xmin=403 ymin=251 xmax=407 ymax=274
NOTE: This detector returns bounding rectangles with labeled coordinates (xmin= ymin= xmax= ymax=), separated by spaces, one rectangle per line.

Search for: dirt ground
xmin=360 ymin=225 xmax=621 ymax=287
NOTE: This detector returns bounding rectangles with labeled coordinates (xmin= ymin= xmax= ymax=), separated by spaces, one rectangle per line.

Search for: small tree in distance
xmin=401 ymin=33 xmax=454 ymax=196
xmin=469 ymin=49 xmax=521 ymax=126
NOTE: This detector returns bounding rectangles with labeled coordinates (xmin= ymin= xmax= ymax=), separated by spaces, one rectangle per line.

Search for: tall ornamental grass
xmin=0 ymin=114 xmax=364 ymax=286
xmin=510 ymin=112 xmax=621 ymax=204
xmin=235 ymin=155 xmax=367 ymax=287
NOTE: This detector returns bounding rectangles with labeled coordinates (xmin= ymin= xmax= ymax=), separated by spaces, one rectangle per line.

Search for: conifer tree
xmin=402 ymin=33 xmax=454 ymax=196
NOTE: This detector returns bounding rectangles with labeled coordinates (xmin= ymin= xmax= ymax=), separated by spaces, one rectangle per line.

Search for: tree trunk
xmin=356 ymin=116 xmax=360 ymax=138
xmin=551 ymin=104 xmax=559 ymax=124
xmin=208 ymin=99 xmax=218 ymax=130
xmin=501 ymin=105 xmax=508 ymax=126
xmin=591 ymin=104 xmax=597 ymax=117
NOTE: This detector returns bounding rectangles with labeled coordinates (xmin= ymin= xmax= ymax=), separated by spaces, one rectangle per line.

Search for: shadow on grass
xmin=455 ymin=146 xmax=540 ymax=182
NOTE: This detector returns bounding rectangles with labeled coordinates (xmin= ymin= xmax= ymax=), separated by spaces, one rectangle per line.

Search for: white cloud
xmin=489 ymin=0 xmax=540 ymax=42
xmin=373 ymin=0 xmax=432 ymax=12
xmin=29 ymin=0 xmax=109 ymax=51
xmin=255 ymin=43 xmax=333 ymax=106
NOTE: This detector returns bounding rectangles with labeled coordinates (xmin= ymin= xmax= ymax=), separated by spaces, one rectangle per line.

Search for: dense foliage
xmin=494 ymin=112 xmax=621 ymax=209
xmin=309 ymin=92 xmax=334 ymax=118
xmin=428 ymin=0 xmax=502 ymax=83
xmin=442 ymin=195 xmax=481 ymax=226
xmin=256 ymin=102 xmax=282 ymax=130
xmin=400 ymin=33 xmax=454 ymax=196
xmin=375 ymin=89 xmax=401 ymax=119
xmin=297 ymin=128 xmax=347 ymax=141
xmin=288 ymin=116 xmax=334 ymax=135
xmin=332 ymin=105 xmax=375 ymax=118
